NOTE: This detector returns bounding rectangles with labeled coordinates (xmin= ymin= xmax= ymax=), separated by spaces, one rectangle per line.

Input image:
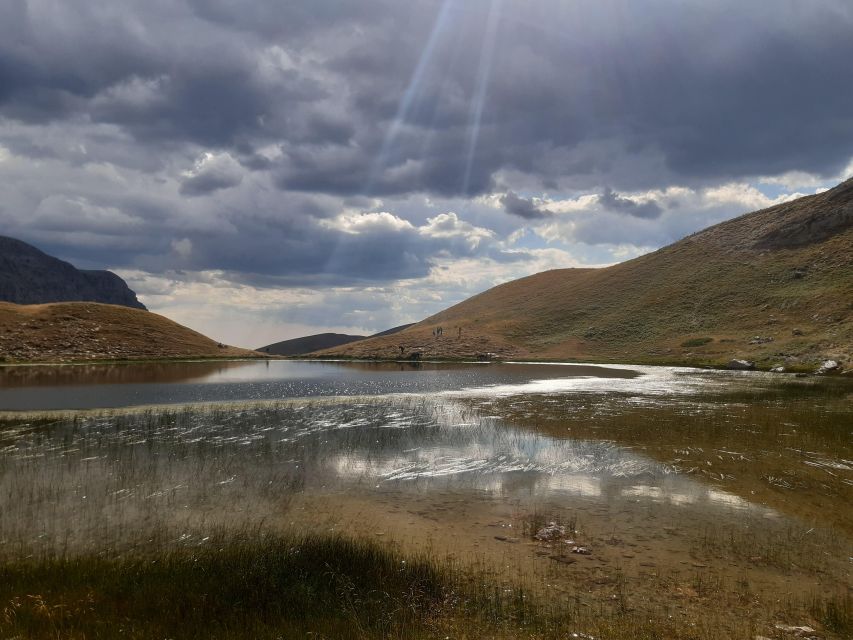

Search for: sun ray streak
xmin=463 ymin=0 xmax=503 ymax=195
xmin=365 ymin=0 xmax=455 ymax=195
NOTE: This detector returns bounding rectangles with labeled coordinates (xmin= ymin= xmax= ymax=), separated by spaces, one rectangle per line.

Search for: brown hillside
xmin=0 ymin=302 xmax=261 ymax=363
xmin=319 ymin=178 xmax=853 ymax=370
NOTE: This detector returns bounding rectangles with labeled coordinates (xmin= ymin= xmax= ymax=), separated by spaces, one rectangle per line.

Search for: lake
xmin=1 ymin=359 xmax=850 ymax=638
xmin=0 ymin=359 xmax=640 ymax=410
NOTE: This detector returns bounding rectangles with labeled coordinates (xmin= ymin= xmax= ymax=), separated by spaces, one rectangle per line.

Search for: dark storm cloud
xmin=598 ymin=188 xmax=662 ymax=220
xmin=160 ymin=211 xmax=505 ymax=287
xmin=2 ymin=0 xmax=853 ymax=288
xmin=179 ymin=154 xmax=244 ymax=196
xmin=3 ymin=171 xmax=511 ymax=286
xmin=4 ymin=0 xmax=853 ymax=192
xmin=500 ymin=191 xmax=551 ymax=220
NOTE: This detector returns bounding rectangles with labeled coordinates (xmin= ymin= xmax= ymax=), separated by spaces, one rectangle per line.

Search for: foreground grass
xmin=4 ymin=529 xmax=848 ymax=640
xmin=0 ymin=530 xmax=590 ymax=640
xmin=2 ymin=392 xmax=850 ymax=639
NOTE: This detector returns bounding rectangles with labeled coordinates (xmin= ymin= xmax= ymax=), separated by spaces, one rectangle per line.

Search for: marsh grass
xmin=811 ymin=591 xmax=853 ymax=636
xmin=1 ymin=388 xmax=851 ymax=639
xmin=477 ymin=377 xmax=853 ymax=534
xmin=0 ymin=529 xmax=500 ymax=639
xmin=0 ymin=527 xmax=794 ymax=640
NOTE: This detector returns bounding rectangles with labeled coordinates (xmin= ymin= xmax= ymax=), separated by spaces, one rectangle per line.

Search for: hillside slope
xmin=0 ymin=236 xmax=146 ymax=309
xmin=0 ymin=302 xmax=260 ymax=363
xmin=319 ymin=178 xmax=853 ymax=370
xmin=259 ymin=333 xmax=365 ymax=356
xmin=258 ymin=324 xmax=415 ymax=356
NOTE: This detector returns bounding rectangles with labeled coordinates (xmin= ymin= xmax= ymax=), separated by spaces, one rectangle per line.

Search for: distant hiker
xmin=399 ymin=345 xmax=405 ymax=355
xmin=457 ymin=327 xmax=462 ymax=338
xmin=432 ymin=328 xmax=436 ymax=337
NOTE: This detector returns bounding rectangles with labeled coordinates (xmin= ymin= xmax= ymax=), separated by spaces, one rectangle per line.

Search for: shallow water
xmin=0 ymin=359 xmax=638 ymax=410
xmin=0 ymin=360 xmax=850 ymax=634
xmin=0 ymin=397 xmax=780 ymax=554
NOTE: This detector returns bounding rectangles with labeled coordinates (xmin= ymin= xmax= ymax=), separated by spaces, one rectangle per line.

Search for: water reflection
xmin=0 ymin=360 xmax=639 ymax=410
xmin=0 ymin=397 xmax=784 ymax=556
xmin=0 ymin=359 xmax=257 ymax=387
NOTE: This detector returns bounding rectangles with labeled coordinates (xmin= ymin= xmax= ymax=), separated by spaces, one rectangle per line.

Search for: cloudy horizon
xmin=2 ymin=0 xmax=852 ymax=347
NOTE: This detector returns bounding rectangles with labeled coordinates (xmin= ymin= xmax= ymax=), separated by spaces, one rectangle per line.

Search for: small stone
xmin=534 ymin=522 xmax=566 ymax=541
xmin=728 ymin=359 xmax=755 ymax=371
xmin=774 ymin=623 xmax=816 ymax=636
xmin=816 ymin=359 xmax=840 ymax=375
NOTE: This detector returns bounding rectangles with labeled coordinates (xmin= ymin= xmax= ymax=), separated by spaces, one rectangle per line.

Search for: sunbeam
xmin=365 ymin=0 xmax=455 ymax=195
xmin=462 ymin=0 xmax=503 ymax=195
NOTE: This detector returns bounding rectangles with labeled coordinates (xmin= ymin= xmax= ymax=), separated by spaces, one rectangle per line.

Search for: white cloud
xmin=533 ymin=182 xmax=812 ymax=249
xmin=321 ymin=211 xmax=415 ymax=235
xmin=418 ymin=212 xmax=494 ymax=248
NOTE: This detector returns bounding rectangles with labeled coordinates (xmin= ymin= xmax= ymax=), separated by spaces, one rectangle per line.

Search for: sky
xmin=1 ymin=0 xmax=852 ymax=348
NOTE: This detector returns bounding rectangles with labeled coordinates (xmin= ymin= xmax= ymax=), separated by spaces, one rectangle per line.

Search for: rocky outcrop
xmin=0 ymin=236 xmax=146 ymax=310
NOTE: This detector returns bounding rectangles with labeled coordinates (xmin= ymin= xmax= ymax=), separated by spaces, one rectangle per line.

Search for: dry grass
xmin=0 ymin=301 xmax=262 ymax=363
xmin=319 ymin=179 xmax=853 ymax=369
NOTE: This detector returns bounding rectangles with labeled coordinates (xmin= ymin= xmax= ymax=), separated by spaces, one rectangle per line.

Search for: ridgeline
xmin=318 ymin=178 xmax=853 ymax=371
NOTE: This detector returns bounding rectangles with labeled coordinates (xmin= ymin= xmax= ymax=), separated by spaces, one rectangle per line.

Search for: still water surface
xmin=0 ymin=359 xmax=640 ymax=410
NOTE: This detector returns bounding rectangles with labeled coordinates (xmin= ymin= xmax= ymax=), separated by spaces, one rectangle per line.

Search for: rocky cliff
xmin=0 ymin=236 xmax=146 ymax=310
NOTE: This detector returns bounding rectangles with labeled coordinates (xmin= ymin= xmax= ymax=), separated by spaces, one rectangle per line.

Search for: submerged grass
xmin=1 ymin=384 xmax=851 ymax=639
xmin=477 ymin=376 xmax=853 ymax=535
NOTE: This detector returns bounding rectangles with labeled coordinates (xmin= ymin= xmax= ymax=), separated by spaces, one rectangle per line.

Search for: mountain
xmin=0 ymin=236 xmax=146 ymax=310
xmin=259 ymin=333 xmax=365 ymax=356
xmin=258 ymin=323 xmax=415 ymax=356
xmin=0 ymin=301 xmax=260 ymax=363
xmin=370 ymin=323 xmax=416 ymax=338
xmin=317 ymin=178 xmax=853 ymax=371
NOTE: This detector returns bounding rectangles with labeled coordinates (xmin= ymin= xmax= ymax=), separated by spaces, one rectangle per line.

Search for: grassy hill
xmin=259 ymin=332 xmax=365 ymax=356
xmin=258 ymin=324 xmax=415 ymax=356
xmin=0 ymin=302 xmax=261 ymax=363
xmin=318 ymin=178 xmax=853 ymax=371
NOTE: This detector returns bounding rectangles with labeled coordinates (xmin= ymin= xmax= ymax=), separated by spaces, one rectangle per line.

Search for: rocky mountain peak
xmin=0 ymin=236 xmax=146 ymax=310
